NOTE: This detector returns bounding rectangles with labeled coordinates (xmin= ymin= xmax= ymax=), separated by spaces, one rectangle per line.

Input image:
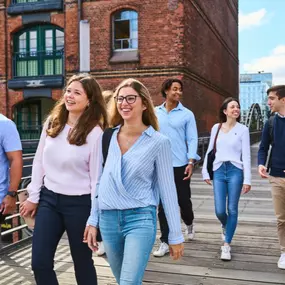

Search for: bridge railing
xmin=0 ymin=132 xmax=262 ymax=253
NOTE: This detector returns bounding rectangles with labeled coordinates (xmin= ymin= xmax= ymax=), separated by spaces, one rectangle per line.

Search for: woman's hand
xmin=204 ymin=179 xmax=212 ymax=185
xmin=169 ymin=243 xmax=184 ymax=260
xmin=242 ymin=184 xmax=251 ymax=194
xmin=19 ymin=200 xmax=38 ymax=217
xmin=83 ymin=225 xmax=98 ymax=252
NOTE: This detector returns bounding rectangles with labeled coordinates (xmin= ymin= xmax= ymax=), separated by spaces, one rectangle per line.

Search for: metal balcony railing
xmin=12 ymin=49 xmax=64 ymax=78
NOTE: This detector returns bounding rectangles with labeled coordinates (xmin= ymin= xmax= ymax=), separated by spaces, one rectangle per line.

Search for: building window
xmin=13 ymin=25 xmax=64 ymax=77
xmin=113 ymin=10 xmax=138 ymax=50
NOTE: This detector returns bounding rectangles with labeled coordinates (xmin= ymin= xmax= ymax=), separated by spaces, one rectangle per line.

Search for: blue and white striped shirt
xmin=87 ymin=125 xmax=184 ymax=244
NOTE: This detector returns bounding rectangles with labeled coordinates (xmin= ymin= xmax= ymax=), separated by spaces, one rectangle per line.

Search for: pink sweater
xmin=27 ymin=121 xmax=103 ymax=203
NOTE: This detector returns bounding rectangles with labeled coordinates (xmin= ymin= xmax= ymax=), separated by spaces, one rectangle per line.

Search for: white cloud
xmin=243 ymin=45 xmax=285 ymax=84
xmin=239 ymin=9 xmax=267 ymax=31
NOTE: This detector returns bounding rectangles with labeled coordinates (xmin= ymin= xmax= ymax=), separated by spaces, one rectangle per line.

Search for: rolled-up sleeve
xmin=155 ymin=138 xmax=184 ymax=244
xmin=186 ymin=112 xmax=200 ymax=161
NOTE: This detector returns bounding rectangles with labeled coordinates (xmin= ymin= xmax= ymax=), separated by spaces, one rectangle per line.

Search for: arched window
xmin=113 ymin=10 xmax=138 ymax=50
xmin=13 ymin=25 xmax=64 ymax=77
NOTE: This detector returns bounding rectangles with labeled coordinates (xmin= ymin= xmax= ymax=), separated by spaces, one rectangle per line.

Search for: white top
xmin=202 ymin=123 xmax=251 ymax=185
xmin=27 ymin=120 xmax=103 ymax=203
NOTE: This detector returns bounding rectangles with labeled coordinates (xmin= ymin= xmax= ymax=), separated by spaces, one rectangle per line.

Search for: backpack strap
xmin=102 ymin=128 xmax=115 ymax=167
xmin=268 ymin=114 xmax=275 ymax=145
xmin=266 ymin=114 xmax=276 ymax=172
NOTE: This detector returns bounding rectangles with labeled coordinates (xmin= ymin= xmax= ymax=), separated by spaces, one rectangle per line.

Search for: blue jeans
xmin=213 ymin=162 xmax=243 ymax=244
xmin=32 ymin=187 xmax=97 ymax=285
xmin=99 ymin=206 xmax=157 ymax=285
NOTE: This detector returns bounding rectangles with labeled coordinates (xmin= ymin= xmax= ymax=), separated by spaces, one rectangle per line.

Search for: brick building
xmin=0 ymin=0 xmax=238 ymax=138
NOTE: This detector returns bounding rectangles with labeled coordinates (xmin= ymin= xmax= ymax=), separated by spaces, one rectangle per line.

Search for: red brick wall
xmin=1 ymin=0 xmax=239 ymax=134
xmin=182 ymin=0 xmax=238 ymax=133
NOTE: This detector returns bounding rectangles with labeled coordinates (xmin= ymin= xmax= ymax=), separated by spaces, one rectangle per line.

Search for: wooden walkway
xmin=1 ymin=143 xmax=285 ymax=284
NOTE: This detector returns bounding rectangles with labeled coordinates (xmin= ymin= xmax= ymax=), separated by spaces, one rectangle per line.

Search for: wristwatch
xmin=188 ymin=161 xmax=194 ymax=165
xmin=6 ymin=190 xmax=17 ymax=198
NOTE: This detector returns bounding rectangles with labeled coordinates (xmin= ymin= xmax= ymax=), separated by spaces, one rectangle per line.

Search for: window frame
xmin=112 ymin=9 xmax=138 ymax=52
xmin=13 ymin=25 xmax=64 ymax=77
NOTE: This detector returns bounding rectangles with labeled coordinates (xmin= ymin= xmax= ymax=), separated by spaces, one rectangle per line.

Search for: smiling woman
xmin=19 ymin=74 xmax=108 ymax=285
xmin=85 ymin=78 xmax=184 ymax=285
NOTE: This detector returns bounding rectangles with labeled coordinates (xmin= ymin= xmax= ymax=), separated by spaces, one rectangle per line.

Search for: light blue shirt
xmin=0 ymin=114 xmax=22 ymax=204
xmin=88 ymin=125 xmax=184 ymax=244
xmin=155 ymin=102 xmax=200 ymax=167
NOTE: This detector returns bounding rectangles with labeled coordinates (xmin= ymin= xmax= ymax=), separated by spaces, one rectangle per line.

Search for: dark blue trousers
xmin=32 ymin=187 xmax=97 ymax=285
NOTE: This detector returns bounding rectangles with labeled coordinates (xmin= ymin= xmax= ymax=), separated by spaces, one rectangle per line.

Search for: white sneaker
xmin=185 ymin=224 xmax=195 ymax=240
xmin=278 ymin=253 xmax=285 ymax=270
xmin=153 ymin=242 xmax=169 ymax=257
xmin=221 ymin=245 xmax=231 ymax=261
xmin=221 ymin=226 xmax=226 ymax=242
xmin=96 ymin=241 xmax=105 ymax=256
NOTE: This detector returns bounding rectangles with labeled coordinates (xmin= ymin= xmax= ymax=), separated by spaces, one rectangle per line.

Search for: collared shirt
xmin=87 ymin=125 xmax=184 ymax=244
xmin=155 ymin=102 xmax=200 ymax=167
xmin=0 ymin=114 xmax=22 ymax=204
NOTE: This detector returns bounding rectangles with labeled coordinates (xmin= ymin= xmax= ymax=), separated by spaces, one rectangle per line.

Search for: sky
xmin=239 ymin=0 xmax=285 ymax=84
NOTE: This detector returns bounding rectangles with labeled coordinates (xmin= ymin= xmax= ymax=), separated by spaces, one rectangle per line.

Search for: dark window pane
xmin=115 ymin=20 xmax=130 ymax=39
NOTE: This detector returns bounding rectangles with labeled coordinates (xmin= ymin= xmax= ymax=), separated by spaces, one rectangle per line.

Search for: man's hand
xmin=184 ymin=164 xmax=193 ymax=180
xmin=19 ymin=200 xmax=38 ymax=218
xmin=258 ymin=165 xmax=268 ymax=178
xmin=241 ymin=184 xmax=251 ymax=194
xmin=83 ymin=225 xmax=98 ymax=252
xmin=0 ymin=196 xmax=17 ymax=215
xmin=169 ymin=243 xmax=184 ymax=260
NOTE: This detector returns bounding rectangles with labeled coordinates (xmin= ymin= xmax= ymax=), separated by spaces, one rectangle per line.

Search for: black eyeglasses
xmin=115 ymin=95 xmax=139 ymax=104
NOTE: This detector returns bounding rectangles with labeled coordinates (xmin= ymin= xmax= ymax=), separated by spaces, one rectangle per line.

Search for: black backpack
xmin=102 ymin=128 xmax=115 ymax=167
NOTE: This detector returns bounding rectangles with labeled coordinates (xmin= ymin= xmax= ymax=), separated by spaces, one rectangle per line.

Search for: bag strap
xmin=268 ymin=114 xmax=275 ymax=145
xmin=213 ymin=123 xmax=222 ymax=153
xmin=102 ymin=128 xmax=115 ymax=167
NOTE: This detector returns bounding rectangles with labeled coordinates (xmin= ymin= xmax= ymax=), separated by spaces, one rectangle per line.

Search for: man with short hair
xmin=0 ymin=113 xmax=23 ymax=248
xmin=153 ymin=78 xmax=199 ymax=257
xmin=258 ymin=85 xmax=285 ymax=270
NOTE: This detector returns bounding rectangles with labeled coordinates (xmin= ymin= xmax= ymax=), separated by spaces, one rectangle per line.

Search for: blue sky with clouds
xmin=239 ymin=0 xmax=285 ymax=84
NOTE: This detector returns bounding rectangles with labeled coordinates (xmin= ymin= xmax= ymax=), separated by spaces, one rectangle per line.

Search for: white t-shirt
xmin=202 ymin=122 xmax=251 ymax=185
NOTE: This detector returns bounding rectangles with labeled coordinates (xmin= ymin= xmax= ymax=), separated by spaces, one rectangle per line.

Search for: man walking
xmin=258 ymin=85 xmax=285 ymax=270
xmin=0 ymin=113 xmax=22 ymax=248
xmin=153 ymin=78 xmax=199 ymax=257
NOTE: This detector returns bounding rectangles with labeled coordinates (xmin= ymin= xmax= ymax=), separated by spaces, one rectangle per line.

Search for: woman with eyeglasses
xmin=84 ymin=78 xmax=184 ymax=284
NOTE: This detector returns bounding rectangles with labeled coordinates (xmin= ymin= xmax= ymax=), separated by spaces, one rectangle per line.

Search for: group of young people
xmin=0 ymin=73 xmax=283 ymax=285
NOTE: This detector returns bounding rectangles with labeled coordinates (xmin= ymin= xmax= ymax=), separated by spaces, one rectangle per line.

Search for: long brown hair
xmin=46 ymin=74 xmax=108 ymax=146
xmin=109 ymin=78 xmax=159 ymax=131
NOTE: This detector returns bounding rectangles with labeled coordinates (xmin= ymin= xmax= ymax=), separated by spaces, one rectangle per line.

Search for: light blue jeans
xmin=99 ymin=206 xmax=157 ymax=285
xmin=213 ymin=162 xmax=243 ymax=244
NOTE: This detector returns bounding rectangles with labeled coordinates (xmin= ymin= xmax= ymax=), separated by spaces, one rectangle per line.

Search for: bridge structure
xmin=244 ymin=103 xmax=265 ymax=131
xmin=1 ymin=141 xmax=284 ymax=284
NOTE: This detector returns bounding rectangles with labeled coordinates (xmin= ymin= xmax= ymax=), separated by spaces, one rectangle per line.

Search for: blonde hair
xmin=109 ymin=78 xmax=159 ymax=131
xmin=102 ymin=90 xmax=113 ymax=105
xmin=47 ymin=74 xmax=108 ymax=146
